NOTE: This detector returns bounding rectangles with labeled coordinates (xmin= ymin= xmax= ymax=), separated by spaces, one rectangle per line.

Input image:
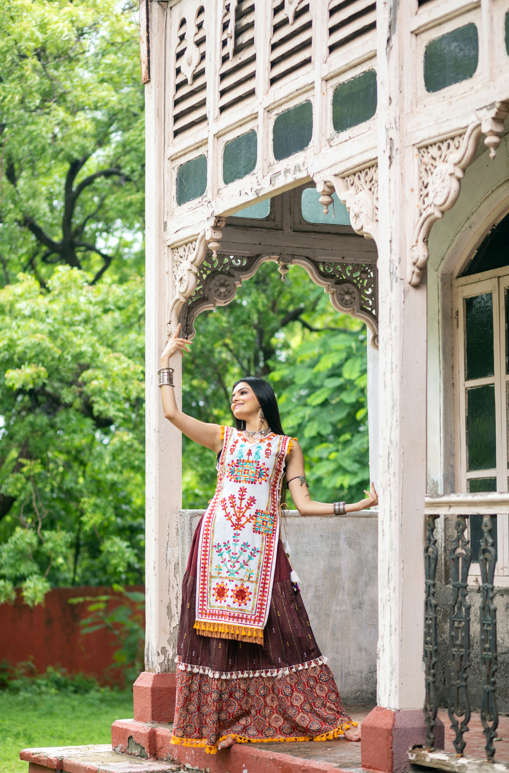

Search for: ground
xmin=0 ymin=690 xmax=133 ymax=773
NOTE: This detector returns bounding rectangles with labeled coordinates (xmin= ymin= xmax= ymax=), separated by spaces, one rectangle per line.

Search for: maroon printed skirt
xmin=171 ymin=517 xmax=352 ymax=752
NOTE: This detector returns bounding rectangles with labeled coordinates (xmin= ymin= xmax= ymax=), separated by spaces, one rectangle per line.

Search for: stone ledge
xmin=408 ymin=747 xmax=509 ymax=773
xmin=19 ymin=744 xmax=181 ymax=773
xmin=112 ymin=718 xmax=361 ymax=772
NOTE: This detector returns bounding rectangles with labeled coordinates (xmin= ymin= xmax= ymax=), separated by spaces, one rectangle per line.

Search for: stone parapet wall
xmin=179 ymin=510 xmax=378 ymax=706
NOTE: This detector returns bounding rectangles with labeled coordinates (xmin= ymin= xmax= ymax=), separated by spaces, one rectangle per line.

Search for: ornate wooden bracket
xmin=316 ymin=164 xmax=379 ymax=245
xmin=178 ymin=252 xmax=379 ymax=349
xmin=169 ymin=217 xmax=226 ymax=334
xmin=409 ymin=100 xmax=509 ymax=287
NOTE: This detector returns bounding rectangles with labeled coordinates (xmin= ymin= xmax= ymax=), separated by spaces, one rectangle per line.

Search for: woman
xmin=159 ymin=324 xmax=378 ymax=754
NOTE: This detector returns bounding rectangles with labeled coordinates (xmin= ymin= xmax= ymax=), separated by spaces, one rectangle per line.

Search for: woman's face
xmin=231 ymin=382 xmax=260 ymax=420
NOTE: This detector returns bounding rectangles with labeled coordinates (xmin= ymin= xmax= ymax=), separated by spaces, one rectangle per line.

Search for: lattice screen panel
xmin=173 ymin=7 xmax=207 ymax=139
xmin=328 ymin=0 xmax=376 ymax=55
xmin=270 ymin=0 xmax=313 ymax=87
xmin=219 ymin=0 xmax=256 ymax=115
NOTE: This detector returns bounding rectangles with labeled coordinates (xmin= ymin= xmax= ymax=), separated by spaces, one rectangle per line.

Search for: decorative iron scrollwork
xmin=424 ymin=514 xmax=439 ymax=749
xmin=479 ymin=514 xmax=498 ymax=761
xmin=448 ymin=515 xmax=472 ymax=756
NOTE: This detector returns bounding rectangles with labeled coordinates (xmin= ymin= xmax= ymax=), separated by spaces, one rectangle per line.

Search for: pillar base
xmin=361 ymin=706 xmax=444 ymax=773
xmin=133 ymin=671 xmax=176 ymax=723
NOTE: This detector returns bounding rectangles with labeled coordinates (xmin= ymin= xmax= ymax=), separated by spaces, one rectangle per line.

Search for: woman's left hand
xmin=358 ymin=482 xmax=378 ymax=510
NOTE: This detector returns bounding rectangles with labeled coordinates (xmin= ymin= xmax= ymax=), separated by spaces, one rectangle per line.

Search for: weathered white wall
xmin=179 ymin=510 xmax=378 ymax=706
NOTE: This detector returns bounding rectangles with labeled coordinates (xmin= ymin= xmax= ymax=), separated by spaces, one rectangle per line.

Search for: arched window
xmin=454 ymin=212 xmax=509 ymax=581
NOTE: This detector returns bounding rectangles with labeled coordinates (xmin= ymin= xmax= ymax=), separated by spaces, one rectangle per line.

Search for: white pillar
xmin=367 ymin=346 xmax=379 ymax=488
xmin=375 ymin=0 xmax=426 ymax=711
xmin=144 ymin=1 xmax=183 ymax=675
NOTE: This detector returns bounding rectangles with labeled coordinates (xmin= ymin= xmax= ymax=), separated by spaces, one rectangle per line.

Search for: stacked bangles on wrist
xmin=158 ymin=367 xmax=174 ymax=387
xmin=333 ymin=501 xmax=346 ymax=515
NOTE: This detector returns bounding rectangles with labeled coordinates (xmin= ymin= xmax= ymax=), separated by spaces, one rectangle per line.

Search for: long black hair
xmin=231 ymin=377 xmax=285 ymax=436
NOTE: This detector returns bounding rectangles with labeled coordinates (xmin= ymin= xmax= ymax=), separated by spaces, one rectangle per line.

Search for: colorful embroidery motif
xmin=196 ymin=426 xmax=292 ymax=637
xmin=212 ymin=582 xmax=229 ymax=603
xmin=221 ymin=487 xmax=256 ymax=531
xmin=231 ymin=582 xmax=252 ymax=607
xmin=227 ymin=459 xmax=269 ymax=485
xmin=253 ymin=510 xmax=277 ymax=537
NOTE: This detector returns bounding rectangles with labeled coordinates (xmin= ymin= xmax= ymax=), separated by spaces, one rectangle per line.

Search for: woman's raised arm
xmin=285 ymin=441 xmax=378 ymax=516
xmin=159 ymin=325 xmax=223 ymax=453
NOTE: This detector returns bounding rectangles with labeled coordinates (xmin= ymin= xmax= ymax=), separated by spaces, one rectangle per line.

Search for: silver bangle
xmin=339 ymin=501 xmax=346 ymax=515
xmin=158 ymin=367 xmax=174 ymax=387
xmin=333 ymin=502 xmax=340 ymax=516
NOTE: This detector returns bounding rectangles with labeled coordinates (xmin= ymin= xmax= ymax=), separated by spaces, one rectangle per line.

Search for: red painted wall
xmin=0 ymin=585 xmax=144 ymax=684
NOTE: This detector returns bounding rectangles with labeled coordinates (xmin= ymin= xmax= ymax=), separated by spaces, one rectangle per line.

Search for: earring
xmin=260 ymin=409 xmax=265 ymax=420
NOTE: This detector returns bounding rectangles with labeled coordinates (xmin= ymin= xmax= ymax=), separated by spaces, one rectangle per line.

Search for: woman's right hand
xmin=160 ymin=323 xmax=192 ymax=366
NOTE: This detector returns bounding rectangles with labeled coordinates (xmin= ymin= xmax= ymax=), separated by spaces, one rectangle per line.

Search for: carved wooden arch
xmin=175 ymin=249 xmax=378 ymax=349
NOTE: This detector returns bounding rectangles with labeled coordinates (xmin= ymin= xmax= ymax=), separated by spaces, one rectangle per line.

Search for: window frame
xmin=454 ymin=265 xmax=509 ymax=583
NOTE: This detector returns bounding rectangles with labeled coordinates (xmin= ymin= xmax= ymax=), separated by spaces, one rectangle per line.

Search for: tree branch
xmin=75 ymin=241 xmax=113 ymax=285
xmin=0 ymin=251 xmax=10 ymax=285
xmin=23 ymin=216 xmax=61 ymax=254
xmin=72 ymin=167 xmax=124 ymax=201
xmin=73 ymin=193 xmax=108 ymax=239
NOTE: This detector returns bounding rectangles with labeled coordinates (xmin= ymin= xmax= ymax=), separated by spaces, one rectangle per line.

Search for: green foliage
xmin=182 ymin=262 xmax=369 ymax=508
xmin=0 ymin=269 xmax=145 ymax=599
xmin=69 ymin=585 xmax=144 ymax=683
xmin=0 ymin=684 xmax=133 ymax=773
xmin=0 ymin=0 xmax=144 ymax=287
xmin=0 ymin=661 xmax=100 ymax=695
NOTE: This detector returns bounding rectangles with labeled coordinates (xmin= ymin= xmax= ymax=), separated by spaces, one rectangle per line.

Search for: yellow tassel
xmin=171 ymin=723 xmax=355 ymax=755
xmin=193 ymin=620 xmax=264 ymax=644
xmin=220 ymin=426 xmax=225 ymax=440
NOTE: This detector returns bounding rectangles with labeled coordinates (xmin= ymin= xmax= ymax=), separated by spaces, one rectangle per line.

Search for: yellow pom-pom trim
xmin=170 ymin=720 xmax=357 ymax=754
xmin=286 ymin=437 xmax=298 ymax=456
xmin=220 ymin=425 xmax=225 ymax=440
xmin=193 ymin=620 xmax=264 ymax=645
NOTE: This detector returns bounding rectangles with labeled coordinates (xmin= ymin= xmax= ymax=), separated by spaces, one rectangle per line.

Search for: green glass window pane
xmin=465 ymin=293 xmax=494 ymax=380
xmin=232 ymin=199 xmax=271 ymax=219
xmin=424 ymin=24 xmax=478 ymax=93
xmin=301 ymin=188 xmax=350 ymax=225
xmin=469 ymin=478 xmax=498 ymax=560
xmin=223 ymin=130 xmax=257 ymax=185
xmin=273 ymin=101 xmax=313 ymax=162
xmin=506 ymin=11 xmax=509 ymax=56
xmin=467 ymin=384 xmax=496 ymax=471
xmin=332 ymin=70 xmax=377 ymax=134
xmin=176 ymin=155 xmax=207 ymax=206
xmin=469 ymin=477 xmax=497 ymax=493
xmin=470 ymin=513 xmax=497 ymax=563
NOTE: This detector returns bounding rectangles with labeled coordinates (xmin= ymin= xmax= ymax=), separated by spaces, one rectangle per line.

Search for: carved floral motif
xmin=409 ymin=101 xmax=509 ymax=287
xmin=327 ymin=164 xmax=379 ymax=244
xmin=169 ymin=218 xmax=226 ymax=334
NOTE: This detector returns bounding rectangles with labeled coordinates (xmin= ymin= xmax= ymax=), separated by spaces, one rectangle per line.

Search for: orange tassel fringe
xmin=193 ymin=620 xmax=264 ymax=645
xmin=170 ymin=722 xmax=358 ymax=755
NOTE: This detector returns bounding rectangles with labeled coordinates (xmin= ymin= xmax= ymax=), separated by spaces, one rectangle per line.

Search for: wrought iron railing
xmin=421 ymin=493 xmax=509 ymax=764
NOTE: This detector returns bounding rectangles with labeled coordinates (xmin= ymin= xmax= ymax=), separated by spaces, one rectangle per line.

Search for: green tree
xmin=0 ymin=268 xmax=145 ymax=604
xmin=182 ymin=262 xmax=369 ymax=509
xmin=0 ymin=0 xmax=144 ymax=287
